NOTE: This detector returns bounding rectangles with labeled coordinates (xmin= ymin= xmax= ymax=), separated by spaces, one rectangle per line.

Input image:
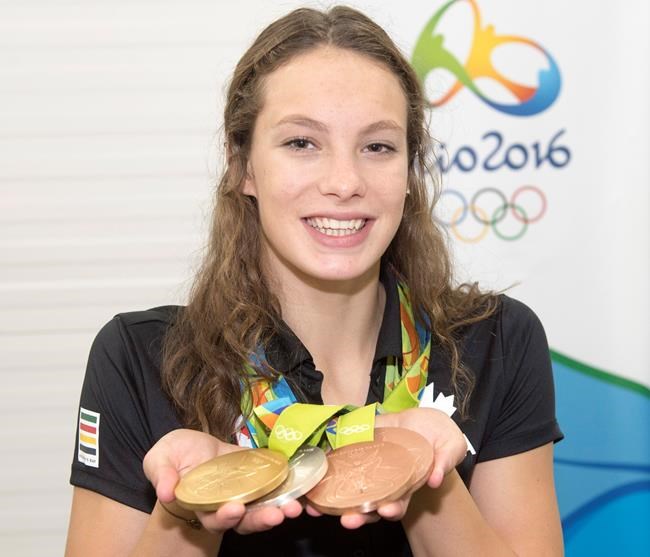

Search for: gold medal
xmin=175 ymin=448 xmax=288 ymax=511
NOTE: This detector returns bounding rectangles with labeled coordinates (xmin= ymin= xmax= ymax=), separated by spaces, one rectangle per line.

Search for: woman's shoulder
xmin=493 ymin=294 xmax=547 ymax=344
xmin=82 ymin=306 xmax=184 ymax=432
xmin=463 ymin=293 xmax=545 ymax=338
xmin=94 ymin=305 xmax=182 ymax=341
xmin=88 ymin=305 xmax=183 ymax=368
xmin=456 ymin=293 xmax=550 ymax=371
xmin=113 ymin=304 xmax=182 ymax=327
xmin=497 ymin=293 xmax=541 ymax=320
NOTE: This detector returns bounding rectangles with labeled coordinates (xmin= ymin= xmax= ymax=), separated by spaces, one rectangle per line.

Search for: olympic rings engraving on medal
xmin=273 ymin=424 xmax=304 ymax=442
xmin=338 ymin=424 xmax=371 ymax=436
xmin=435 ymin=185 xmax=546 ymax=243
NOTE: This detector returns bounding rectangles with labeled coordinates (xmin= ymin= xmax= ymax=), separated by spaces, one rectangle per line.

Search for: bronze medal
xmin=247 ymin=445 xmax=328 ymax=509
xmin=175 ymin=448 xmax=288 ymax=511
xmin=374 ymin=427 xmax=434 ymax=492
xmin=305 ymin=440 xmax=415 ymax=515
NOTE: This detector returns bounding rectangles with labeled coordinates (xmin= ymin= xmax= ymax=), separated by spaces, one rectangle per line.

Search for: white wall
xmin=1 ymin=1 xmax=239 ymax=553
xmin=0 ymin=1 xmax=403 ymax=553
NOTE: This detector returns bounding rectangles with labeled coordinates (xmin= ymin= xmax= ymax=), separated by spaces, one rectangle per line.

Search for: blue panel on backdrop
xmin=552 ymin=353 xmax=650 ymax=555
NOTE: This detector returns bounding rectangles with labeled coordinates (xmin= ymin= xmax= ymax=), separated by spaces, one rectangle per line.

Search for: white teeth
xmin=305 ymin=217 xmax=366 ymax=235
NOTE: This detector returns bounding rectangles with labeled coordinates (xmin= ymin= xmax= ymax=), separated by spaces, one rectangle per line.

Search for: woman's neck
xmin=271 ymin=263 xmax=386 ymax=404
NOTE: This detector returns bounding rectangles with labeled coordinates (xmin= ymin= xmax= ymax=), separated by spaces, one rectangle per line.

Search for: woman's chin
xmin=293 ymin=258 xmax=381 ymax=288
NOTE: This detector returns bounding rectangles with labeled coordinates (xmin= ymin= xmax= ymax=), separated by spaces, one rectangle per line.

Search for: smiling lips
xmin=305 ymin=217 xmax=367 ymax=237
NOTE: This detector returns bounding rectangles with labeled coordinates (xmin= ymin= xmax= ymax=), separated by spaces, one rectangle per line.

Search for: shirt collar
xmin=373 ymin=264 xmax=402 ymax=361
xmin=265 ymin=265 xmax=403 ymax=374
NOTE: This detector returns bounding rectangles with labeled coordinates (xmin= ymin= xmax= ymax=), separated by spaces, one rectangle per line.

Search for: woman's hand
xmin=310 ymin=408 xmax=467 ymax=529
xmin=379 ymin=407 xmax=468 ymax=488
xmin=143 ymin=429 xmax=302 ymax=535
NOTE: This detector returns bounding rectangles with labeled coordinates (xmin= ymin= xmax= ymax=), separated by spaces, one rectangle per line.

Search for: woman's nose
xmin=318 ymin=151 xmax=367 ymax=200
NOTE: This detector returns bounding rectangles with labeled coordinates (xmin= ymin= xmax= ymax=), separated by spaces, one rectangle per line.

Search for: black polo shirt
xmin=70 ymin=271 xmax=562 ymax=557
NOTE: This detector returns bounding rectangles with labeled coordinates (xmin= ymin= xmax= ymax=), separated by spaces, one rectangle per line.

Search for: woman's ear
xmin=242 ymin=164 xmax=257 ymax=197
xmin=228 ymin=142 xmax=257 ymax=197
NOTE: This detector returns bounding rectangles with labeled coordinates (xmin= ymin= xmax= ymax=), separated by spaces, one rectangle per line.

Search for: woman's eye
xmin=285 ymin=137 xmax=314 ymax=150
xmin=365 ymin=143 xmax=394 ymax=154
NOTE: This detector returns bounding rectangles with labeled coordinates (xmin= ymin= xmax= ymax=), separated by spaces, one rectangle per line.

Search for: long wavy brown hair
xmin=161 ymin=6 xmax=497 ymax=440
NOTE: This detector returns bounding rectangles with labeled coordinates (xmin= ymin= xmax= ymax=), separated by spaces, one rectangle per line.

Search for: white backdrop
xmin=1 ymin=1 xmax=647 ymax=554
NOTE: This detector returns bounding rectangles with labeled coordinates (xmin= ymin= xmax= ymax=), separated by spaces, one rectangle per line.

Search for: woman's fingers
xmin=304 ymin=504 xmax=323 ymax=517
xmin=340 ymin=511 xmax=381 ymax=529
xmin=231 ymin=502 xmax=301 ymax=535
xmin=152 ymin=465 xmax=181 ymax=503
xmin=142 ymin=441 xmax=183 ymax=503
xmin=279 ymin=500 xmax=304 ymax=519
xmin=339 ymin=499 xmax=411 ymax=529
xmin=427 ymin=465 xmax=445 ymax=489
xmin=427 ymin=447 xmax=465 ymax=488
xmin=375 ymin=499 xmax=409 ymax=521
xmin=197 ymin=500 xmax=304 ymax=535
xmin=197 ymin=502 xmax=247 ymax=532
xmin=429 ymin=434 xmax=468 ymax=487
xmin=197 ymin=496 xmax=409 ymax=533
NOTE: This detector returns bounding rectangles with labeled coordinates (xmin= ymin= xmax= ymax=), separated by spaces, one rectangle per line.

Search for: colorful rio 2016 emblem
xmin=412 ymin=0 xmax=561 ymax=116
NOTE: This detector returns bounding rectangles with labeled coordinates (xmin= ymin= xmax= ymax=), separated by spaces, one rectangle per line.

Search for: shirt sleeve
xmin=477 ymin=297 xmax=563 ymax=462
xmin=70 ymin=317 xmax=158 ymax=513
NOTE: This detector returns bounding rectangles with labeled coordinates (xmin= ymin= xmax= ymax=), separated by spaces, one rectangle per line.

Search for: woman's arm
xmin=402 ymin=443 xmax=563 ymax=557
xmin=65 ymin=429 xmax=304 ymax=556
xmin=338 ymin=409 xmax=562 ymax=554
xmin=65 ymin=488 xmax=221 ymax=557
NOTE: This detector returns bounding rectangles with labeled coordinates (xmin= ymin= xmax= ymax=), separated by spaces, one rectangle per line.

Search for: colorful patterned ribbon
xmin=240 ymin=281 xmax=431 ymax=457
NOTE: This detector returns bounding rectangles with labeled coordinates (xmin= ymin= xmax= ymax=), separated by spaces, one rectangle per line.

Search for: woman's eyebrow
xmin=361 ymin=120 xmax=404 ymax=135
xmin=273 ymin=116 xmax=404 ymax=135
xmin=273 ymin=115 xmax=329 ymax=132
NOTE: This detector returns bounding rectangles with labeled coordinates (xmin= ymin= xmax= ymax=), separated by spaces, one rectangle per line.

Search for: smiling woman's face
xmin=243 ymin=46 xmax=409 ymax=288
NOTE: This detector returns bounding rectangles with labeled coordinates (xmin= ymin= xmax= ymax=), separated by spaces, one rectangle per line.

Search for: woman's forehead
xmin=256 ymin=46 xmax=408 ymax=131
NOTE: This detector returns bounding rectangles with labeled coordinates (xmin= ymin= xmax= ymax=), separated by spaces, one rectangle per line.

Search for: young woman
xmin=65 ymin=6 xmax=564 ymax=556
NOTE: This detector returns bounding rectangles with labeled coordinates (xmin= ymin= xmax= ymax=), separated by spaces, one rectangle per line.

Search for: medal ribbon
xmin=240 ymin=281 xmax=430 ymax=458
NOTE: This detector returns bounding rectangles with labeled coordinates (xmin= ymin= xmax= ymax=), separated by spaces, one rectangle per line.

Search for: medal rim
xmin=246 ymin=445 xmax=329 ymax=510
xmin=374 ymin=426 xmax=434 ymax=493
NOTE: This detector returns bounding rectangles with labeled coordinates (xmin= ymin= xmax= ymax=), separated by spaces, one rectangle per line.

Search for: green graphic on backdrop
xmin=551 ymin=350 xmax=650 ymax=554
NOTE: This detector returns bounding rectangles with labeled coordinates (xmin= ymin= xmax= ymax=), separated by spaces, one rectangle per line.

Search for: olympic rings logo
xmin=273 ymin=424 xmax=304 ymax=442
xmin=436 ymin=185 xmax=547 ymax=242
xmin=338 ymin=424 xmax=371 ymax=436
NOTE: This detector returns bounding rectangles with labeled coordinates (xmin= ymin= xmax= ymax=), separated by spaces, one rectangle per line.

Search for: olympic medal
xmin=175 ymin=448 xmax=288 ymax=511
xmin=374 ymin=427 xmax=434 ymax=492
xmin=247 ymin=445 xmax=328 ymax=509
xmin=305 ymin=440 xmax=415 ymax=515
